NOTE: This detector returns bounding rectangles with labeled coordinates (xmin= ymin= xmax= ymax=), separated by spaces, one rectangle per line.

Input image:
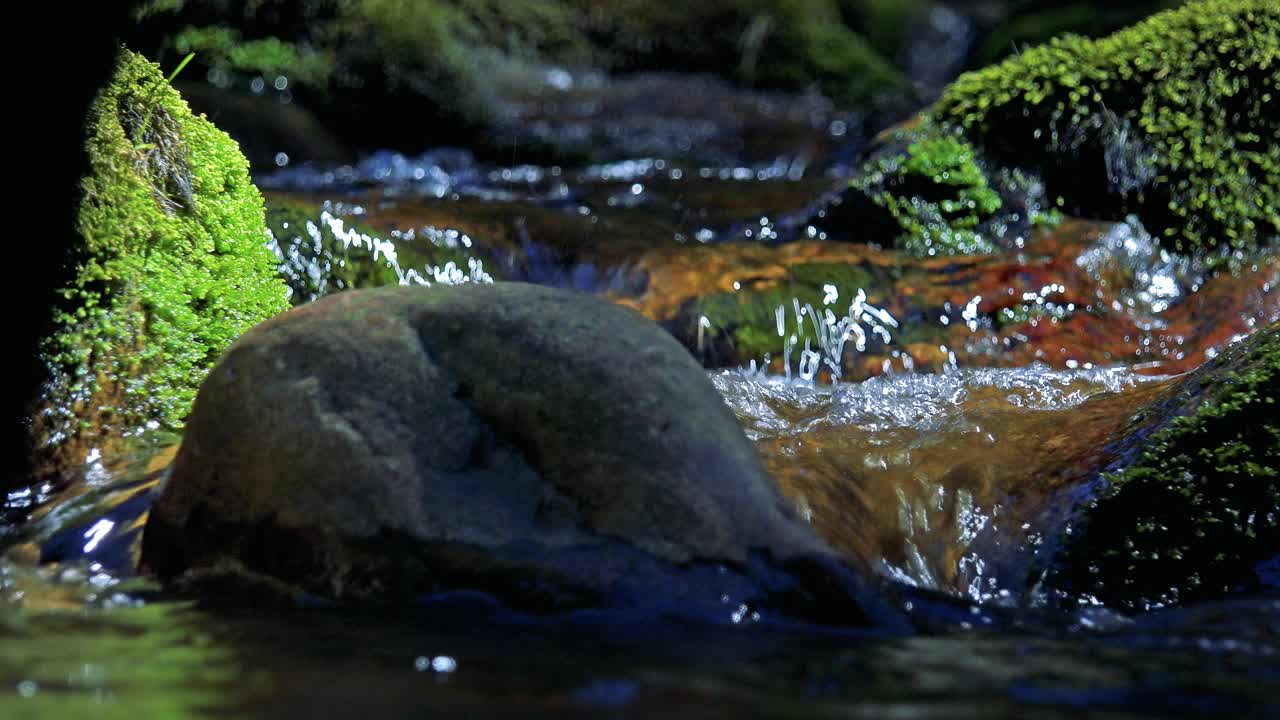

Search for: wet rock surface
xmin=140 ymin=283 xmax=896 ymax=623
xmin=1047 ymin=322 xmax=1280 ymax=610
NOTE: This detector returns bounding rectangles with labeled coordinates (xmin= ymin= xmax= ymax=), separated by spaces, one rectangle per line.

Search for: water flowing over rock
xmin=140 ymin=283 xmax=898 ymax=626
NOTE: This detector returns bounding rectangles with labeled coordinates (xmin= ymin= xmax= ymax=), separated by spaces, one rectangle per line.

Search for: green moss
xmin=855 ymin=133 xmax=1001 ymax=257
xmin=1048 ymin=323 xmax=1280 ymax=610
xmin=39 ymin=48 xmax=289 ymax=458
xmin=972 ymin=2 xmax=1184 ymax=67
xmin=850 ymin=128 xmax=1062 ymax=257
xmin=933 ymin=0 xmax=1280 ymax=255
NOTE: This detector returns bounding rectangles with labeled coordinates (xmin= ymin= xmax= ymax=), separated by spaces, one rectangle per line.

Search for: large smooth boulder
xmin=141 ymin=283 xmax=894 ymax=624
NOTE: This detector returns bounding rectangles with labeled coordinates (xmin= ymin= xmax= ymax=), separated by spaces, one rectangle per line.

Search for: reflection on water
xmin=0 ymin=602 xmax=243 ymax=719
xmin=717 ymin=367 xmax=1171 ymax=603
xmin=1 ymin=581 xmax=1277 ymax=718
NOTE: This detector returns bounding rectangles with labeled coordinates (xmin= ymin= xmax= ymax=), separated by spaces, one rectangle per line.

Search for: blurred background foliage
xmin=126 ymin=0 xmax=1184 ymax=169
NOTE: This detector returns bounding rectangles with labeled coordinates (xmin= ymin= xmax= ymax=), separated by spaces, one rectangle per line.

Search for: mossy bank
xmin=35 ymin=48 xmax=288 ymax=470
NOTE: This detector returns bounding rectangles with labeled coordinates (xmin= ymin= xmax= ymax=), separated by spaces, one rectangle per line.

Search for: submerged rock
xmin=715 ymin=366 xmax=1172 ymax=601
xmin=141 ymin=283 xmax=896 ymax=625
xmin=1047 ymin=322 xmax=1280 ymax=610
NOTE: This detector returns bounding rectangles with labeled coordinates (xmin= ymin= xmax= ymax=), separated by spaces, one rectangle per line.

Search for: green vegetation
xmin=933 ymin=0 xmax=1280 ymax=255
xmin=854 ymin=134 xmax=1002 ymax=257
xmin=848 ymin=0 xmax=1276 ymax=258
xmin=848 ymin=128 xmax=1061 ymax=257
xmin=1049 ymin=323 xmax=1280 ymax=610
xmin=971 ymin=1 xmax=1184 ymax=66
xmin=137 ymin=0 xmax=582 ymax=128
xmin=170 ymin=26 xmax=334 ymax=88
xmin=137 ymin=0 xmax=911 ymax=124
xmin=38 ymin=49 xmax=288 ymax=461
xmin=132 ymin=52 xmax=194 ymax=151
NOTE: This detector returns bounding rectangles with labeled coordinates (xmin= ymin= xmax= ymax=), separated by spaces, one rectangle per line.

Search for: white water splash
xmin=268 ymin=206 xmax=493 ymax=304
xmin=715 ymin=365 xmax=1158 ymax=603
xmin=737 ymin=288 xmax=899 ymax=385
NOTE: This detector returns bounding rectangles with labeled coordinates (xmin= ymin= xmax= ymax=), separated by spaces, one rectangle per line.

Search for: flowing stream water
xmin=3 ymin=70 xmax=1278 ymax=717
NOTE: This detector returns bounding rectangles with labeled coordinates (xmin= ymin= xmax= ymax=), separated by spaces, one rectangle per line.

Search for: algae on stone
xmin=37 ymin=48 xmax=289 ymax=464
xmin=1048 ymin=323 xmax=1280 ymax=610
xmin=854 ymin=133 xmax=1001 ymax=257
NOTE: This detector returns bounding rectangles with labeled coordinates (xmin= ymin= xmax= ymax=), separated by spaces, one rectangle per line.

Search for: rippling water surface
xmin=717 ymin=367 xmax=1169 ymax=602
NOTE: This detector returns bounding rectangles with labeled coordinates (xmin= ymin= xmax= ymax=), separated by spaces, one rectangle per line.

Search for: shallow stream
xmin=3 ymin=70 xmax=1278 ymax=717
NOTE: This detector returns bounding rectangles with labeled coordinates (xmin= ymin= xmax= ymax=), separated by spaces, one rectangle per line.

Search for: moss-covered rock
xmin=933 ymin=0 xmax=1280 ymax=255
xmin=817 ymin=124 xmax=1061 ymax=256
xmin=1047 ymin=323 xmax=1279 ymax=611
xmin=822 ymin=0 xmax=1276 ymax=258
xmin=970 ymin=1 xmax=1184 ymax=67
xmin=36 ymin=48 xmax=289 ymax=467
xmin=853 ymin=133 xmax=1004 ymax=256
